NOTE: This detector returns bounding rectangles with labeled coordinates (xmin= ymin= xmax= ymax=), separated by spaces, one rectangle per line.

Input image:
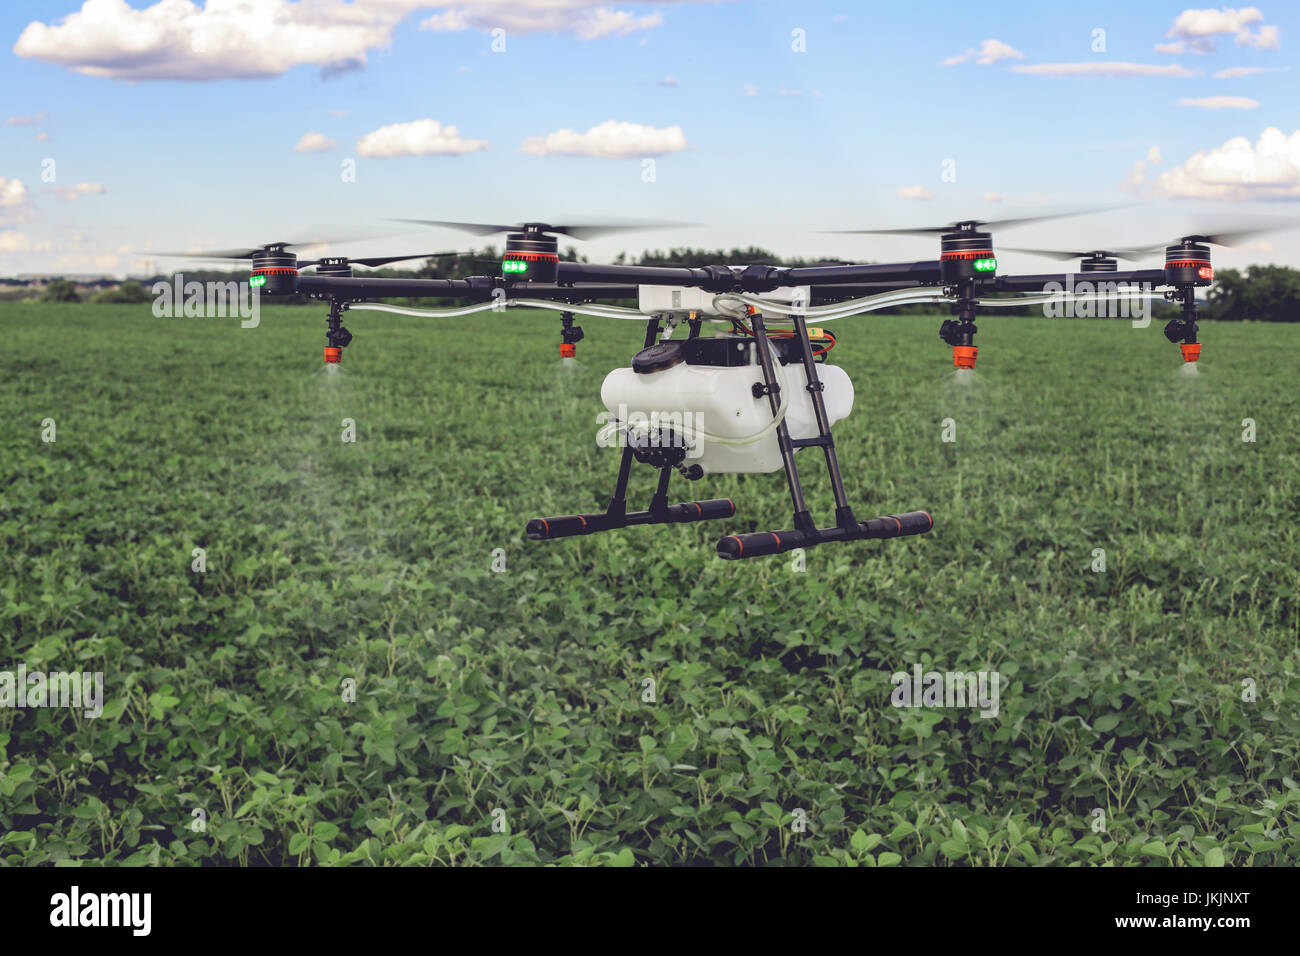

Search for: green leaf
xmin=1093 ymin=713 xmax=1121 ymax=733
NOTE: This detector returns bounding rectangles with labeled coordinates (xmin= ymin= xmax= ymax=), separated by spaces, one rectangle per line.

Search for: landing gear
xmin=714 ymin=309 xmax=932 ymax=559
xmin=526 ymin=313 xmax=736 ymax=541
xmin=526 ymin=310 xmax=934 ymax=559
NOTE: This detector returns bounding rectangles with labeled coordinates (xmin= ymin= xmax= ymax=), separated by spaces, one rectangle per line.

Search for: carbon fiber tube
xmin=716 ymin=511 xmax=933 ymax=559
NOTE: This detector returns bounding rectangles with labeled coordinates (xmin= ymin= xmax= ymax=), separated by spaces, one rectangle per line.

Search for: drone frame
xmin=231 ymin=220 xmax=1217 ymax=559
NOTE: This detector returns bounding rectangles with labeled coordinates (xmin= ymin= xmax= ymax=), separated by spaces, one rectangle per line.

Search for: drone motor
xmin=940 ymin=225 xmax=997 ymax=283
xmin=1164 ymin=239 xmax=1214 ymax=286
xmin=1079 ymin=253 xmax=1118 ymax=273
xmin=250 ymin=244 xmax=298 ymax=294
xmin=503 ymin=225 xmax=560 ymax=283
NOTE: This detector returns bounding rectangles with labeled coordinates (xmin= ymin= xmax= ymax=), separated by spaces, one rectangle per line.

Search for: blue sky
xmin=1 ymin=1 xmax=1296 ymax=276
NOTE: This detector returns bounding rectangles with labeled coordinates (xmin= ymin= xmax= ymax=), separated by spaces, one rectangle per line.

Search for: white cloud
xmin=6 ymin=112 xmax=47 ymax=125
xmin=1123 ymin=146 xmax=1164 ymax=192
xmin=777 ymin=88 xmax=803 ymax=96
xmin=15 ymin=0 xmax=691 ymax=81
xmin=1169 ymin=6 xmax=1263 ymax=37
xmin=975 ymin=39 xmax=1025 ymax=64
xmin=1178 ymin=95 xmax=1260 ymax=109
xmin=1239 ymin=24 xmax=1279 ymax=49
xmin=520 ymin=120 xmax=686 ymax=158
xmin=1156 ymin=127 xmax=1300 ymax=199
xmin=1165 ymin=7 xmax=1279 ymax=53
xmin=0 ymin=178 xmax=32 ymax=220
xmin=898 ymin=185 xmax=934 ymax=200
xmin=1214 ymin=65 xmax=1288 ymax=77
xmin=657 ymin=76 xmax=679 ymax=87
xmin=1154 ymin=41 xmax=1191 ymax=54
xmin=35 ymin=132 xmax=50 ymax=142
xmin=356 ymin=119 xmax=488 ymax=157
xmin=420 ymin=2 xmax=665 ymax=40
xmin=295 ymin=132 xmax=338 ymax=153
xmin=983 ymin=192 xmax=1003 ymax=202
xmin=1010 ymin=61 xmax=1197 ymax=77
xmin=574 ymin=9 xmax=662 ymax=40
xmin=941 ymin=38 xmax=1025 ymax=66
xmin=0 ymin=231 xmax=32 ymax=253
xmin=13 ymin=0 xmax=403 ymax=81
xmin=741 ymin=83 xmax=758 ymax=96
xmin=1124 ymin=160 xmax=1151 ymax=191
xmin=51 ymin=182 xmax=107 ymax=200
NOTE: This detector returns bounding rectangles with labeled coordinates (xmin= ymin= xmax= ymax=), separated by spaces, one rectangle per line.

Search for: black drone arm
xmin=780 ymin=260 xmax=943 ymax=286
xmin=296 ymin=275 xmax=490 ymax=298
xmin=550 ymin=260 xmax=947 ymax=292
xmin=990 ymin=269 xmax=1169 ymax=292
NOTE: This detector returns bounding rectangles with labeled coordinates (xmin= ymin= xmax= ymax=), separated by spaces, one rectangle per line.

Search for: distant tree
xmin=42 ymin=279 xmax=81 ymax=302
xmin=91 ymin=280 xmax=152 ymax=304
xmin=1205 ymin=265 xmax=1300 ymax=322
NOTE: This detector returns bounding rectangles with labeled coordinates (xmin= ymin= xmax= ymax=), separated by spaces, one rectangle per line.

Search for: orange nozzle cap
xmin=1180 ymin=343 xmax=1202 ymax=363
xmin=324 ymin=347 xmax=342 ymax=364
xmin=560 ymin=343 xmax=576 ymax=359
xmin=952 ymin=345 xmax=978 ymax=369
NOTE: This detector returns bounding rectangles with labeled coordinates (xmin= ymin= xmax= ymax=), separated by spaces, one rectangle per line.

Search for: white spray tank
xmin=600 ymin=335 xmax=854 ymax=474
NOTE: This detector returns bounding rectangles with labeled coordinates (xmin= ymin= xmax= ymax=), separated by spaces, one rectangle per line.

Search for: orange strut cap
xmin=952 ymin=345 xmax=978 ymax=369
xmin=560 ymin=343 xmax=576 ymax=359
xmin=1180 ymin=343 xmax=1202 ymax=363
xmin=324 ymin=347 xmax=342 ymax=364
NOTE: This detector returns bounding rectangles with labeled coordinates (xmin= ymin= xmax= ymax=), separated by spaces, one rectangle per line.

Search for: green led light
xmin=502 ymin=260 xmax=528 ymax=274
xmin=249 ymin=275 xmax=267 ymax=287
xmin=973 ymin=257 xmax=997 ymax=272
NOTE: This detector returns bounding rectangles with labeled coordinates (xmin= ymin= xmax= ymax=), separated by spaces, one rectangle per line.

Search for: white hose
xmin=348 ymin=300 xmax=655 ymax=321
xmin=715 ymin=287 xmax=951 ymax=322
xmin=347 ymin=301 xmax=502 ymax=318
xmin=975 ymin=291 xmax=1166 ymax=307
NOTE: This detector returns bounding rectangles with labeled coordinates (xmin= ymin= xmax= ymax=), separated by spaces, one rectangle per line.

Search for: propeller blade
xmin=146 ymin=229 xmax=382 ymax=260
xmin=1182 ymin=225 xmax=1287 ymax=247
xmin=1000 ymin=246 xmax=1153 ymax=261
xmin=1108 ymin=216 xmax=1299 ymax=253
xmin=348 ymin=250 xmax=476 ymax=267
xmin=547 ymin=220 xmax=693 ymax=241
xmin=392 ymin=219 xmax=516 ymax=236
xmin=824 ymin=205 xmax=1131 ymax=237
xmin=392 ymin=217 xmax=693 ymax=240
xmin=150 ymin=246 xmax=267 ymax=260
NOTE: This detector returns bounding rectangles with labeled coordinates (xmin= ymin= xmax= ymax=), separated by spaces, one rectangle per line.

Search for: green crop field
xmin=1 ymin=301 xmax=1297 ymax=866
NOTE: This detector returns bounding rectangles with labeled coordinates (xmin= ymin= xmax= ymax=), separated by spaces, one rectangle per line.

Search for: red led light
xmin=1197 ymin=266 xmax=1213 ymax=280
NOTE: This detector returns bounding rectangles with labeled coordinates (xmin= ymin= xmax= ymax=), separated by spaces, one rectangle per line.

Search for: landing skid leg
xmin=526 ymin=313 xmax=736 ymax=541
xmin=716 ymin=310 xmax=933 ymax=559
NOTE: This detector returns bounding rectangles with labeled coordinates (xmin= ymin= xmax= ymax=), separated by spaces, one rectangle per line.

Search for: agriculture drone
xmin=158 ymin=210 xmax=1278 ymax=560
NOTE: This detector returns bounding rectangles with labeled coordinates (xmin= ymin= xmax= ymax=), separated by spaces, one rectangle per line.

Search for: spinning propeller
xmin=395 ymin=218 xmax=693 ymax=281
